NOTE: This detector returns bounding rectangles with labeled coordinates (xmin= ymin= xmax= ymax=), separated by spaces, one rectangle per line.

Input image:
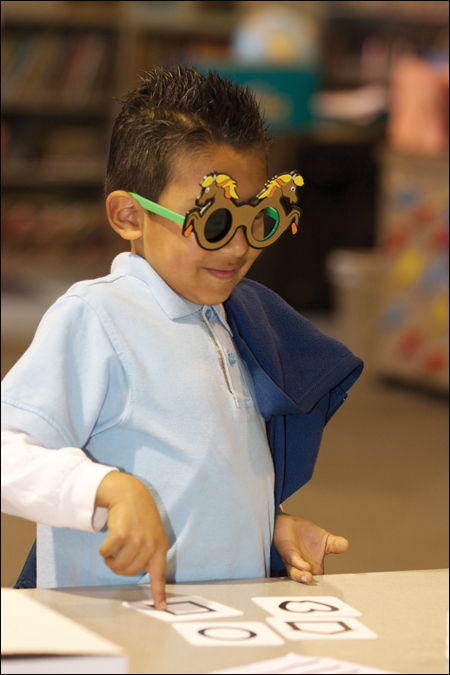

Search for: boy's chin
xmin=194 ymin=290 xmax=234 ymax=306
xmin=190 ymin=283 xmax=239 ymax=306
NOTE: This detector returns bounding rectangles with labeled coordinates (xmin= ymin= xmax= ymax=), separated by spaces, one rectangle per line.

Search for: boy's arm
xmin=273 ymin=509 xmax=349 ymax=583
xmin=2 ymin=426 xmax=168 ymax=608
xmin=1 ymin=425 xmax=117 ymax=531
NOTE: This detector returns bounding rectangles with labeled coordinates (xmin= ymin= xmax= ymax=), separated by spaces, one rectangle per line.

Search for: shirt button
xmin=228 ymin=351 xmax=236 ymax=366
xmin=205 ymin=307 xmax=212 ymax=320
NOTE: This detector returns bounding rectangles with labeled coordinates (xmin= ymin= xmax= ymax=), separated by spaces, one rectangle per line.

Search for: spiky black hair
xmin=104 ymin=64 xmax=269 ymax=203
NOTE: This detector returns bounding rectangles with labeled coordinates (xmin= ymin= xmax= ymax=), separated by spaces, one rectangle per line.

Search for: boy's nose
xmin=222 ymin=226 xmax=249 ymax=256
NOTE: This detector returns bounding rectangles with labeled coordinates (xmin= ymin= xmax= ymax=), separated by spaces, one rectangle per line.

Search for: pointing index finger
xmin=147 ymin=550 xmax=167 ymax=611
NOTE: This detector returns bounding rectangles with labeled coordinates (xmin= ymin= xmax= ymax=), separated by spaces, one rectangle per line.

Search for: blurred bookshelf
xmin=1 ymin=0 xmax=448 ymax=306
xmin=1 ymin=0 xmax=238 ymax=284
xmin=325 ymin=1 xmax=449 ymax=24
xmin=322 ymin=0 xmax=449 ymax=88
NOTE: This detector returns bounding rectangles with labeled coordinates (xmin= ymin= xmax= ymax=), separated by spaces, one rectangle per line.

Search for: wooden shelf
xmin=1 ymin=1 xmax=237 ymax=36
xmin=1 ymin=102 xmax=112 ymax=118
xmin=0 ymin=1 xmax=122 ymax=29
xmin=327 ymin=10 xmax=449 ymax=27
xmin=2 ymin=159 xmax=106 ymax=188
xmin=128 ymin=12 xmax=235 ymax=38
xmin=325 ymin=0 xmax=449 ymax=26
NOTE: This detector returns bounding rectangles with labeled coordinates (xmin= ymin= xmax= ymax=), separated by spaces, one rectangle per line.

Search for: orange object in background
xmin=389 ymin=57 xmax=449 ymax=158
xmin=397 ymin=328 xmax=424 ymax=357
xmin=422 ymin=350 xmax=448 ymax=373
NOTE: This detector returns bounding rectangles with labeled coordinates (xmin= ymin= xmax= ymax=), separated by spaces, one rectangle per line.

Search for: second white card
xmin=267 ymin=616 xmax=378 ymax=641
xmin=252 ymin=596 xmax=362 ymax=620
xmin=174 ymin=621 xmax=285 ymax=646
xmin=123 ymin=595 xmax=243 ymax=622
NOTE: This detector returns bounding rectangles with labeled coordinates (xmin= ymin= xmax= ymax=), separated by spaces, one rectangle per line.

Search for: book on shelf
xmin=2 ymin=34 xmax=42 ymax=97
xmin=62 ymin=34 xmax=110 ymax=105
xmin=1 ymin=194 xmax=115 ymax=254
xmin=2 ymin=32 xmax=111 ymax=109
xmin=18 ymin=34 xmax=62 ymax=104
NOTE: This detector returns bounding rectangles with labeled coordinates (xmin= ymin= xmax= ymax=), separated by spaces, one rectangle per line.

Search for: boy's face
xmin=134 ymin=146 xmax=266 ymax=306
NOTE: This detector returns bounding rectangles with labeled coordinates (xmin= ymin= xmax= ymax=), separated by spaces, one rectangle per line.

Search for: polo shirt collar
xmin=111 ymin=252 xmax=232 ymax=335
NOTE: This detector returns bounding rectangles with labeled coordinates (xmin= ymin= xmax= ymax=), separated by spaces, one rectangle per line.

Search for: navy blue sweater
xmin=224 ymin=279 xmax=364 ymax=571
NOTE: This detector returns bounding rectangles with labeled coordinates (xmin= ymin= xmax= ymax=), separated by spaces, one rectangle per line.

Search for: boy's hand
xmin=273 ymin=512 xmax=349 ymax=583
xmin=95 ymin=472 xmax=168 ymax=609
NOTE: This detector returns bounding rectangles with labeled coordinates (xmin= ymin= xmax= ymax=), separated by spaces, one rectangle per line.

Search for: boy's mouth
xmin=205 ymin=267 xmax=241 ymax=281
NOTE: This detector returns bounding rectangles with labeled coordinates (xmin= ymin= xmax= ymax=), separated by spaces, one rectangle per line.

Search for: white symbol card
xmin=266 ymin=616 xmax=378 ymax=641
xmin=173 ymin=621 xmax=285 ymax=647
xmin=123 ymin=595 xmax=243 ymax=622
xmin=252 ymin=596 xmax=362 ymax=620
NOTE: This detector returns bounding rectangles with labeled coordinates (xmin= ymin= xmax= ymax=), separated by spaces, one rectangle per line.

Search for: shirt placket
xmin=200 ymin=306 xmax=252 ymax=409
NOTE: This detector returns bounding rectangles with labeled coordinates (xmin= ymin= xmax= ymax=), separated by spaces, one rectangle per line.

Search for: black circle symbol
xmin=198 ymin=626 xmax=257 ymax=641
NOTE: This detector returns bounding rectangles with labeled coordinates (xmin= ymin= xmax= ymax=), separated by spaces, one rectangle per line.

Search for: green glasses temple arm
xmin=130 ymin=192 xmax=279 ymax=228
xmin=129 ymin=192 xmax=185 ymax=226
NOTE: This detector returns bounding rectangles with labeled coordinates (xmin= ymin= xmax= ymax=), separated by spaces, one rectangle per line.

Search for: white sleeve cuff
xmin=59 ymin=460 xmax=118 ymax=532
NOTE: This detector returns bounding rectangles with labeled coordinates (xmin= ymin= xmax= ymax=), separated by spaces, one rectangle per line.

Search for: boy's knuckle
xmin=113 ymin=532 xmax=126 ymax=546
xmin=111 ymin=560 xmax=125 ymax=572
xmin=155 ymin=531 xmax=168 ymax=549
xmin=146 ymin=541 xmax=158 ymax=557
xmin=128 ymin=534 xmax=143 ymax=549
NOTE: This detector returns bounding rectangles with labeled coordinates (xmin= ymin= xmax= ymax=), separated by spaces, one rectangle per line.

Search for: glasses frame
xmin=129 ymin=192 xmax=185 ymax=226
xmin=128 ymin=170 xmax=303 ymax=251
xmin=186 ymin=202 xmax=285 ymax=251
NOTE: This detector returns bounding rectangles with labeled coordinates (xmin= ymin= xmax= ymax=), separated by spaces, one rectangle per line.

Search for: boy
xmin=1 ymin=66 xmax=362 ymax=609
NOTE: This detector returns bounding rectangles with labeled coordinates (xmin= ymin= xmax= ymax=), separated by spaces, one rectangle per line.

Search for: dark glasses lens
xmin=204 ymin=208 xmax=232 ymax=243
xmin=251 ymin=207 xmax=279 ymax=242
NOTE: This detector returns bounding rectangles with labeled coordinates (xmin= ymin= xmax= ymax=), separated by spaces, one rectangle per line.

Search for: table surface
xmin=21 ymin=569 xmax=449 ymax=675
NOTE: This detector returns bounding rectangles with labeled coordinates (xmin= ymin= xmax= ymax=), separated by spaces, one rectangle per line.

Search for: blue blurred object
xmin=396 ymin=185 xmax=420 ymax=209
xmin=231 ymin=6 xmax=320 ymax=67
xmin=381 ymin=302 xmax=408 ymax=330
xmin=419 ymin=255 xmax=449 ymax=294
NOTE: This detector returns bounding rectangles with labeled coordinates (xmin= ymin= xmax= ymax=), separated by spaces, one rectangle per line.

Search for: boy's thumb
xmin=327 ymin=535 xmax=349 ymax=555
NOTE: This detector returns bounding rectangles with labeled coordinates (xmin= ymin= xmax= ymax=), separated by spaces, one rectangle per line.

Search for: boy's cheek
xmin=246 ymin=249 xmax=262 ymax=271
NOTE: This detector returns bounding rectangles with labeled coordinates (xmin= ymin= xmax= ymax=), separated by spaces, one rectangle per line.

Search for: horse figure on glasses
xmin=183 ymin=171 xmax=304 ymax=245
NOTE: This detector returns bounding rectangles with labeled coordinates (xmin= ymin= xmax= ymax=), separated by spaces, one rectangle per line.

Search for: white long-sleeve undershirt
xmin=1 ymin=425 xmax=118 ymax=531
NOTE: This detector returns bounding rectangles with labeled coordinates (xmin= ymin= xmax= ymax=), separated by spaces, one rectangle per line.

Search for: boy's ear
xmin=106 ymin=190 xmax=145 ymax=241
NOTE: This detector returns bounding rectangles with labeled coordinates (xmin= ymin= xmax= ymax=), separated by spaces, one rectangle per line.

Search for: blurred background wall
xmin=1 ymin=1 xmax=449 ymax=587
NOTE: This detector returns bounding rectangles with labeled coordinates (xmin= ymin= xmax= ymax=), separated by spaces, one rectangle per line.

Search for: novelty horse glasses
xmin=129 ymin=171 xmax=304 ymax=251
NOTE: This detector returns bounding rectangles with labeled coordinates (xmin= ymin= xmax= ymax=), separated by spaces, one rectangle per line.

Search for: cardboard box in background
xmin=374 ymin=151 xmax=449 ymax=393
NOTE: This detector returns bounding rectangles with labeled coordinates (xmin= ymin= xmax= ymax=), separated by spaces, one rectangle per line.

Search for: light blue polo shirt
xmin=1 ymin=253 xmax=275 ymax=588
